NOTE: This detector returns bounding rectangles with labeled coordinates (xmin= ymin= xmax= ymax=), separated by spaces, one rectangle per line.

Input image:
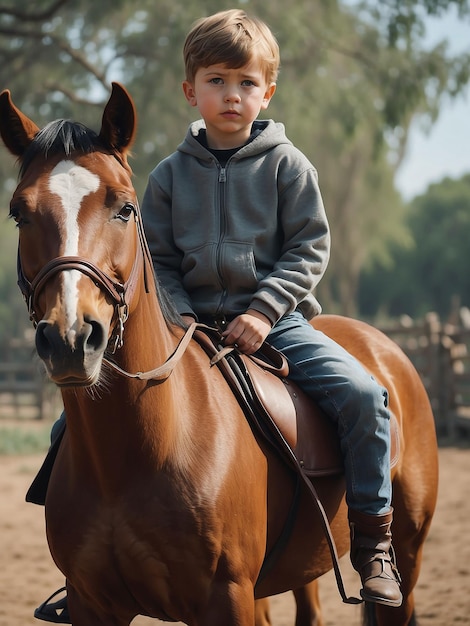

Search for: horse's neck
xmin=62 ymin=286 xmax=184 ymax=467
xmin=118 ymin=285 xmax=179 ymax=374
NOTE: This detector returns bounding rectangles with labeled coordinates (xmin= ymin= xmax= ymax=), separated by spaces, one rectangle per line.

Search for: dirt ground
xmin=0 ymin=445 xmax=468 ymax=626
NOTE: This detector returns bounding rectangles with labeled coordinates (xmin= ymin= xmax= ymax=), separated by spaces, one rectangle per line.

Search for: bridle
xmin=13 ymin=158 xmax=225 ymax=382
xmin=16 ymin=200 xmax=207 ymax=383
xmin=16 ymin=203 xmax=153 ymax=354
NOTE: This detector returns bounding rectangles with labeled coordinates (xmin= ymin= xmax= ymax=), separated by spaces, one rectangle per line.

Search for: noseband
xmin=17 ymin=205 xmax=153 ymax=353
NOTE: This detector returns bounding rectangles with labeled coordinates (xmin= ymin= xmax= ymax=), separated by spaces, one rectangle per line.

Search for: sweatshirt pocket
xmin=182 ymin=243 xmax=222 ymax=291
xmin=220 ymin=241 xmax=259 ymax=294
xmin=181 ymin=241 xmax=259 ymax=297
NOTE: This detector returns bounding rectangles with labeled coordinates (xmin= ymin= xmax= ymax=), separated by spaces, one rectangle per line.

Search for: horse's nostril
xmin=35 ymin=320 xmax=54 ymax=360
xmin=86 ymin=319 xmax=106 ymax=352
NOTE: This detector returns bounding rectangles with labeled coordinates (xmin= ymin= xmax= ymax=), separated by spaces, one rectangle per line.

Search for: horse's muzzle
xmin=35 ymin=318 xmax=107 ymax=387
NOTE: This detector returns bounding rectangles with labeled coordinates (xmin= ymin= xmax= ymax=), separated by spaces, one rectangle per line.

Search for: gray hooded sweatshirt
xmin=141 ymin=119 xmax=330 ymax=326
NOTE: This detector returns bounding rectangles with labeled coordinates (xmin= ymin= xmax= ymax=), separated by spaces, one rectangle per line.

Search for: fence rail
xmin=2 ymin=311 xmax=470 ymax=440
xmin=0 ymin=336 xmax=60 ymax=421
xmin=378 ymin=310 xmax=470 ymax=440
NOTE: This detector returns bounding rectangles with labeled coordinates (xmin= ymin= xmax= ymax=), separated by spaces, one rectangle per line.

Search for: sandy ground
xmin=0 ymin=445 xmax=468 ymax=626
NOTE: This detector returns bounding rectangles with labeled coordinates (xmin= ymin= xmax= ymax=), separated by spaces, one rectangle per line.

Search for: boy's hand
xmin=222 ymin=310 xmax=272 ymax=355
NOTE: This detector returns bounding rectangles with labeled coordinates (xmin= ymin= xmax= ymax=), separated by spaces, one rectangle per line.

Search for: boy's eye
xmin=241 ymin=79 xmax=255 ymax=87
xmin=209 ymin=77 xmax=223 ymax=85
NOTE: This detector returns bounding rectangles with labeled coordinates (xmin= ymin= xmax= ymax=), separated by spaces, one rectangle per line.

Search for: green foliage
xmin=0 ymin=215 xmax=27 ymax=344
xmin=0 ymin=426 xmax=50 ymax=455
xmin=359 ymin=174 xmax=470 ymax=319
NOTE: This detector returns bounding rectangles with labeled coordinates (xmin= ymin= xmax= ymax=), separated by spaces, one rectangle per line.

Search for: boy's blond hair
xmin=183 ymin=9 xmax=280 ymax=84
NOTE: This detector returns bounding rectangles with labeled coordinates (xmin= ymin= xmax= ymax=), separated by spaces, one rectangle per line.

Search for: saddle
xmin=194 ymin=328 xmax=399 ymax=478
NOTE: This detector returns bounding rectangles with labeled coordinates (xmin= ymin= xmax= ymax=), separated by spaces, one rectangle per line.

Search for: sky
xmin=394 ymin=7 xmax=470 ymax=200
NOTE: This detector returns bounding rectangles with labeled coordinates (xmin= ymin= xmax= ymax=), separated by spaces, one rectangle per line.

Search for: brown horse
xmin=0 ymin=83 xmax=438 ymax=626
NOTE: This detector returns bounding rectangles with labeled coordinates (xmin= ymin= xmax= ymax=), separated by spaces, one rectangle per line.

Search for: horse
xmin=0 ymin=83 xmax=438 ymax=626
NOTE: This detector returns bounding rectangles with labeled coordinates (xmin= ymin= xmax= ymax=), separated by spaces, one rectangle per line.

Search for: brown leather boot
xmin=349 ymin=508 xmax=403 ymax=607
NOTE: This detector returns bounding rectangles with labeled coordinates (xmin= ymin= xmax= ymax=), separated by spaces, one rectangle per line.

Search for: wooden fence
xmin=2 ymin=312 xmax=470 ymax=440
xmin=379 ymin=310 xmax=470 ymax=440
xmin=0 ymin=334 xmax=60 ymax=421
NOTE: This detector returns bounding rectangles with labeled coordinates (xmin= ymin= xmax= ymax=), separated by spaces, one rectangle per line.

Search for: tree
xmin=359 ymin=173 xmax=470 ymax=320
xmin=0 ymin=0 xmax=469 ymax=332
xmin=263 ymin=0 xmax=470 ymax=313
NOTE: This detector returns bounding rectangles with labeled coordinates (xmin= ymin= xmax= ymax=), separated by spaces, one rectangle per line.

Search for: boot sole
xmin=360 ymin=589 xmax=403 ymax=607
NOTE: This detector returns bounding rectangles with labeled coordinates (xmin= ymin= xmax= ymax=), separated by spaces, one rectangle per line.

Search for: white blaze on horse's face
xmin=48 ymin=160 xmax=100 ymax=344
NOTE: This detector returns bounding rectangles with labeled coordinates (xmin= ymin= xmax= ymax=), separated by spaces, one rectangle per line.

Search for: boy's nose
xmin=224 ymin=90 xmax=241 ymax=103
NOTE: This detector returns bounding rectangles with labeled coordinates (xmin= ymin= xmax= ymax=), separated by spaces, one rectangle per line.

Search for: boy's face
xmin=182 ymin=60 xmax=276 ymax=150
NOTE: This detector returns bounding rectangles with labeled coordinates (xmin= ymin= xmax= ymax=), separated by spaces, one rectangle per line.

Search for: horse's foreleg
xmin=198 ymin=579 xmax=256 ymax=626
xmin=254 ymin=582 xmax=323 ymax=626
xmin=293 ymin=580 xmax=323 ymax=626
xmin=255 ymin=597 xmax=272 ymax=625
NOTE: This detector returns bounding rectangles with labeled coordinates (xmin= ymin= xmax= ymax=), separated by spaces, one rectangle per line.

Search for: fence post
xmin=421 ymin=312 xmax=444 ymax=434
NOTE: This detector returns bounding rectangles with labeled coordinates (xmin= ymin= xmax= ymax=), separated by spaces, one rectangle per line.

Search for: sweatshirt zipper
xmin=215 ymin=163 xmax=228 ymax=317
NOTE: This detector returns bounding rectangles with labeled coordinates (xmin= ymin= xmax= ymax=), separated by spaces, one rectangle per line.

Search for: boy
xmin=34 ymin=8 xmax=401 ymax=622
xmin=142 ymin=8 xmax=402 ymax=608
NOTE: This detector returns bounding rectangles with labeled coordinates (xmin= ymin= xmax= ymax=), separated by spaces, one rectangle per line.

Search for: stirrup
xmin=34 ymin=586 xmax=71 ymax=623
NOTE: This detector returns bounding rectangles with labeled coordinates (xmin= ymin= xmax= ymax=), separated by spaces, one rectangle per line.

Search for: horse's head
xmin=0 ymin=83 xmax=146 ymax=387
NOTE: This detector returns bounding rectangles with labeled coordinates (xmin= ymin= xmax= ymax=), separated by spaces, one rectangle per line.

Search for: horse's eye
xmin=116 ymin=203 xmax=134 ymax=222
xmin=9 ymin=206 xmax=27 ymax=228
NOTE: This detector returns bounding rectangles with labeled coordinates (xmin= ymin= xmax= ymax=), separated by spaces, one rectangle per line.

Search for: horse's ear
xmin=0 ymin=90 xmax=40 ymax=157
xmin=99 ymin=82 xmax=137 ymax=159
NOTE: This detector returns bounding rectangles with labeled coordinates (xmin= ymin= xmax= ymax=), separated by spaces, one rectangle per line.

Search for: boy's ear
xmin=262 ymin=83 xmax=276 ymax=109
xmin=182 ymin=81 xmax=197 ymax=107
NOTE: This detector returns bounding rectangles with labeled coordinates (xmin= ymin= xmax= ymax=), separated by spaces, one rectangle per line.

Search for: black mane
xmin=19 ymin=119 xmax=107 ymax=178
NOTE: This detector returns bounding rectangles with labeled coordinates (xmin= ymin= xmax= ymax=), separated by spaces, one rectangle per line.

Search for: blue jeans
xmin=267 ymin=311 xmax=391 ymax=515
